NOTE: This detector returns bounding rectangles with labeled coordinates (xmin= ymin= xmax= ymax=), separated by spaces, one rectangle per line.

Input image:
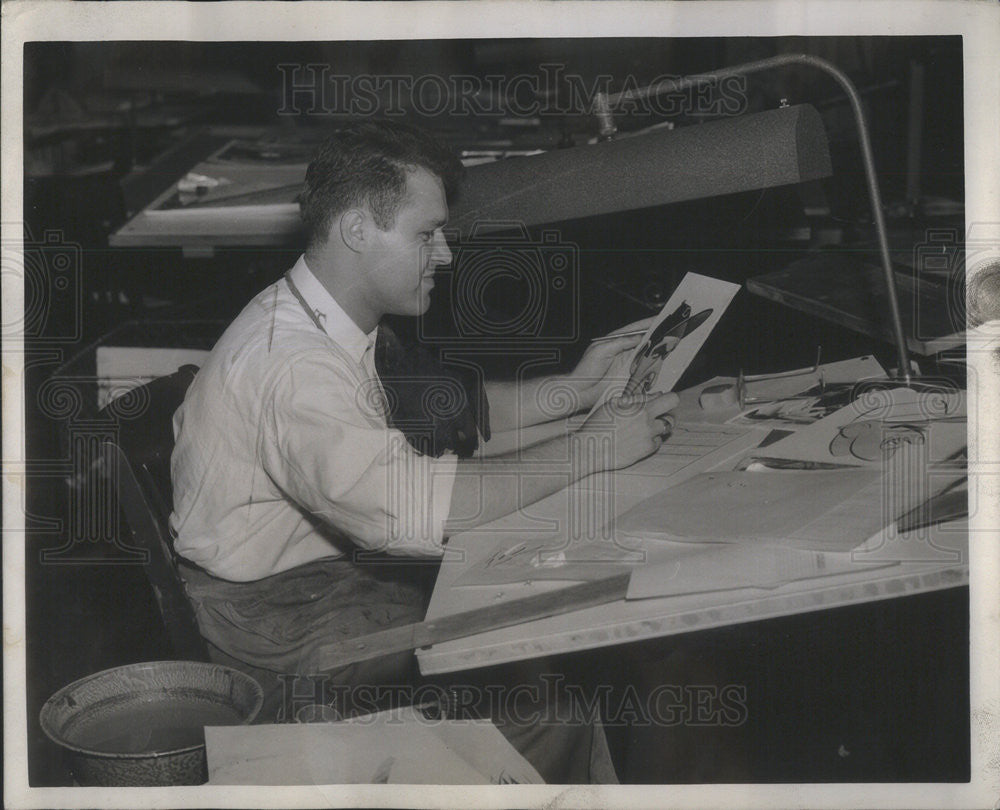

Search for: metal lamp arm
xmin=596 ymin=53 xmax=912 ymax=383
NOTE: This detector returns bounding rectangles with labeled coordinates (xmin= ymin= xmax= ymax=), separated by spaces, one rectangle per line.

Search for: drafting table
xmin=417 ymin=377 xmax=968 ymax=676
xmin=108 ymin=128 xmax=544 ymax=253
xmin=110 ymin=128 xmax=308 ymax=253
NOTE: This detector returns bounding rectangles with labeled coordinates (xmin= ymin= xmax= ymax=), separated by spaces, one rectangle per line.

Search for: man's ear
xmin=338 ymin=209 xmax=367 ymax=253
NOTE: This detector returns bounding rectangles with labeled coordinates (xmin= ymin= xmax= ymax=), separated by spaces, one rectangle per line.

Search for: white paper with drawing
xmin=593 ymin=272 xmax=740 ymax=411
xmin=749 ymin=386 xmax=967 ymax=467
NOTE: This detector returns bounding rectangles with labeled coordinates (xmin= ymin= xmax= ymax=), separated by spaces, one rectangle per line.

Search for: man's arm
xmin=445 ymin=391 xmax=678 ymax=535
xmin=482 ymin=376 xmax=582 ymax=432
xmin=475 ymin=417 xmax=573 ymax=458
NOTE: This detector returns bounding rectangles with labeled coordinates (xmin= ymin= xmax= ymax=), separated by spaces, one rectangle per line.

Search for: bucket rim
xmin=39 ymin=660 xmax=263 ymax=760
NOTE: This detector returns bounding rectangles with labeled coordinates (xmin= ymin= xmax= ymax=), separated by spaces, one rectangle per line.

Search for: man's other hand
xmin=577 ymin=391 xmax=679 ymax=471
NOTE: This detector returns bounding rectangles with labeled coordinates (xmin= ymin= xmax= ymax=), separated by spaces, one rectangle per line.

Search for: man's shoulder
xmin=219 ymin=282 xmax=313 ymax=350
xmin=208 ymin=281 xmax=353 ymax=379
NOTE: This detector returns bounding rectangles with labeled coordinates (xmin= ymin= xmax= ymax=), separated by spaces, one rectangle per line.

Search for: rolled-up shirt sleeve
xmin=261 ymin=351 xmax=456 ymax=557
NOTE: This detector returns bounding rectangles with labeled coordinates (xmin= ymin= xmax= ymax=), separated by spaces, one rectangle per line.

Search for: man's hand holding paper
xmin=579 ymin=391 xmax=680 ymax=470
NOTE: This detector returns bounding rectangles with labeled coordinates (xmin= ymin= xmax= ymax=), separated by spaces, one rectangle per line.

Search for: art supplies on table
xmin=727 ymin=356 xmax=888 ymax=428
xmin=455 ymin=359 xmax=967 ymax=619
xmin=159 ymin=140 xmax=312 ymax=210
xmin=678 ymin=355 xmax=886 ymax=426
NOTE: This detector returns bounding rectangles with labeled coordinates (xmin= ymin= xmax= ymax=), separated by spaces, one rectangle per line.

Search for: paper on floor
xmin=206 ymin=706 xmax=543 ymax=785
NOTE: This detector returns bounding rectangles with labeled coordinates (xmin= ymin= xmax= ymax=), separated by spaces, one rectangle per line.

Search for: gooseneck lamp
xmin=449 ymin=54 xmax=912 ymax=385
xmin=593 ymin=53 xmax=912 ymax=384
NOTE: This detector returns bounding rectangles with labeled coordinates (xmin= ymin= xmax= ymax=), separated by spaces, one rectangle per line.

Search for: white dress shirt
xmin=170 ymin=255 xmax=458 ymax=582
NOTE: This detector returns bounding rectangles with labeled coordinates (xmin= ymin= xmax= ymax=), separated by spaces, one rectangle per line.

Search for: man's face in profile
xmin=365 ymin=166 xmax=452 ymax=318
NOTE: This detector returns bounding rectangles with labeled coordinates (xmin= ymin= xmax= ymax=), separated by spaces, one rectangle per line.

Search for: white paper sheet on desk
xmin=571 ymin=422 xmax=767 ymax=490
xmin=455 ymin=424 xmax=767 ymax=587
xmin=205 ymin=706 xmax=543 ymax=785
xmin=750 ymin=386 xmax=967 ymax=467
xmin=616 ymin=456 xmax=966 ymax=552
xmin=615 ymin=468 xmax=887 ymax=551
xmin=626 ymin=542 xmax=897 ymax=600
xmin=591 ymin=272 xmax=740 ymax=413
xmin=648 ymin=422 xmax=768 ymax=482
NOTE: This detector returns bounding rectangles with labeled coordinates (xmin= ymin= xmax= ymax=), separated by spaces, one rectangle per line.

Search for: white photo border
xmin=3 ymin=2 xmax=998 ymax=808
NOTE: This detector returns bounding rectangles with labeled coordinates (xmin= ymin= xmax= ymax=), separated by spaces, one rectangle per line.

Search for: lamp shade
xmin=449 ymin=104 xmax=832 ymax=235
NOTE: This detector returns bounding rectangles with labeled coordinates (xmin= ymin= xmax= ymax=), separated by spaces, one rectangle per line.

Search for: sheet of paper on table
xmin=615 ymin=468 xmax=883 ymax=550
xmin=615 ymin=449 xmax=964 ymax=552
xmin=749 ymin=385 xmax=967 ymax=467
xmin=455 ymin=422 xmax=768 ymax=587
xmin=206 ymin=706 xmax=543 ymax=785
xmin=636 ymin=421 xmax=769 ymax=486
xmin=453 ymin=531 xmax=899 ymax=598
xmin=591 ymin=272 xmax=740 ymax=413
xmin=454 ymin=462 xmax=932 ymax=589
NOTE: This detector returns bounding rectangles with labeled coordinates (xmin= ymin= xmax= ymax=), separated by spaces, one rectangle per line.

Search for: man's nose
xmin=430 ymin=232 xmax=452 ymax=265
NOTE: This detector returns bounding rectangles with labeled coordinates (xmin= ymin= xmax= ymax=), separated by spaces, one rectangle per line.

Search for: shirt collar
xmin=287 ymin=255 xmax=377 ymax=364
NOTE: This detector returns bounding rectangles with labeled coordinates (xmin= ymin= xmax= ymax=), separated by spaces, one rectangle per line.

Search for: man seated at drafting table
xmin=169 ymin=119 xmax=679 ymax=783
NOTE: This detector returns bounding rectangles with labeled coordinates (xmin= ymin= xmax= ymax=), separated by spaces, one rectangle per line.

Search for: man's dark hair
xmin=300 ymin=120 xmax=464 ymax=245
